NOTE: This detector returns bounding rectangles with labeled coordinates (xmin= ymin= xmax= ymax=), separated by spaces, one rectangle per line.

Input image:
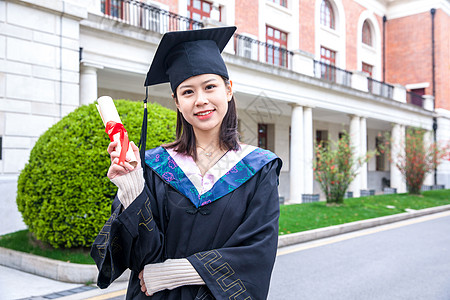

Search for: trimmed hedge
xmin=16 ymin=100 xmax=176 ymax=248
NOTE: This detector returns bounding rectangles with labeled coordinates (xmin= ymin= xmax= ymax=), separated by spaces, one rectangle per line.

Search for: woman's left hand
xmin=139 ymin=270 xmax=153 ymax=296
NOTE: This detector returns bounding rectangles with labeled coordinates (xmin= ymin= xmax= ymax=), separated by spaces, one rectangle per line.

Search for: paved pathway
xmin=3 ymin=210 xmax=450 ymax=299
xmin=268 ymin=211 xmax=450 ymax=299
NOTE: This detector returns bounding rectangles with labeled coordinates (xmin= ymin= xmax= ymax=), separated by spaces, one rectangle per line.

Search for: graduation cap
xmin=144 ymin=26 xmax=236 ymax=91
xmin=139 ymin=26 xmax=237 ymax=167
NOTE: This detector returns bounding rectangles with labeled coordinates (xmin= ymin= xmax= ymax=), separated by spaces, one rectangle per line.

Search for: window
xmin=362 ymin=20 xmax=372 ymax=46
xmin=375 ymin=136 xmax=385 ymax=171
xmin=320 ymin=0 xmax=335 ymax=29
xmin=101 ymin=0 xmax=123 ymax=18
xmin=411 ymin=88 xmax=425 ymax=96
xmin=320 ymin=46 xmax=336 ymax=81
xmin=320 ymin=46 xmax=336 ymax=65
xmin=362 ymin=62 xmax=373 ymax=77
xmin=271 ymin=0 xmax=287 ymax=8
xmin=187 ymin=0 xmax=220 ymax=22
xmin=258 ymin=124 xmax=275 ymax=151
xmin=266 ymin=25 xmax=288 ymax=67
xmin=409 ymin=88 xmax=425 ymax=107
xmin=258 ymin=124 xmax=268 ymax=149
xmin=316 ymin=130 xmax=328 ymax=146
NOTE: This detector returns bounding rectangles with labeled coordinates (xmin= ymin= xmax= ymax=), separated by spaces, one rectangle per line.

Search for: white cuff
xmin=143 ymin=258 xmax=204 ymax=295
xmin=110 ymin=167 xmax=145 ymax=209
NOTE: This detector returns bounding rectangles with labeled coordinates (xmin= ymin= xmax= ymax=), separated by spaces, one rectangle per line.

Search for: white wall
xmin=0 ymin=0 xmax=85 ymax=175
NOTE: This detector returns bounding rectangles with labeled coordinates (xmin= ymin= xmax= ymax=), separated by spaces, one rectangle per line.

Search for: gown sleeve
xmin=186 ymin=158 xmax=282 ymax=300
xmin=90 ymin=170 xmax=165 ymax=289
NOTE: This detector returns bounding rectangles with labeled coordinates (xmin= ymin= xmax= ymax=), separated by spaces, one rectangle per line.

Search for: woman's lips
xmin=195 ymin=109 xmax=214 ymax=120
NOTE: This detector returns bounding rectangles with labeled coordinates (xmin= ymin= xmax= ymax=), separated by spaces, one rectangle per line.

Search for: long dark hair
xmin=165 ymin=77 xmax=240 ymax=160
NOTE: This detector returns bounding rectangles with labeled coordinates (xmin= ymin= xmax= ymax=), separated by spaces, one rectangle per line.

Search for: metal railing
xmin=101 ymin=0 xmax=203 ymax=33
xmin=313 ymin=60 xmax=352 ymax=87
xmin=367 ymin=78 xmax=394 ymax=99
xmin=406 ymin=91 xmax=424 ymax=108
xmin=234 ymin=34 xmax=294 ymax=69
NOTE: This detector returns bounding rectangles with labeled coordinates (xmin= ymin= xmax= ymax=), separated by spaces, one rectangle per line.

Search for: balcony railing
xmin=99 ymin=2 xmax=411 ymax=105
xmin=101 ymin=0 xmax=203 ymax=33
xmin=368 ymin=78 xmax=394 ymax=98
xmin=313 ymin=60 xmax=352 ymax=87
xmin=234 ymin=34 xmax=293 ymax=69
xmin=406 ymin=91 xmax=424 ymax=108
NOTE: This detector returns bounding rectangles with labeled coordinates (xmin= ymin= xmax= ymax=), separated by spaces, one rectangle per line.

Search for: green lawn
xmin=0 ymin=230 xmax=94 ymax=264
xmin=279 ymin=189 xmax=450 ymax=235
xmin=1 ymin=190 xmax=449 ymax=264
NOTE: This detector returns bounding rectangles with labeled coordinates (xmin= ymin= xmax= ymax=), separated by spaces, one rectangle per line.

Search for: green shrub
xmin=16 ymin=100 xmax=176 ymax=248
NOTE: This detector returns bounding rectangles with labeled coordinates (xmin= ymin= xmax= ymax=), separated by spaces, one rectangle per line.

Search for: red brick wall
xmin=386 ymin=12 xmax=432 ymax=93
xmin=159 ymin=0 xmax=178 ymax=14
xmin=299 ymin=0 xmax=315 ymax=53
xmin=343 ymin=0 xmax=364 ymax=71
xmin=435 ymin=9 xmax=450 ymax=110
xmin=235 ymin=0 xmax=259 ymax=36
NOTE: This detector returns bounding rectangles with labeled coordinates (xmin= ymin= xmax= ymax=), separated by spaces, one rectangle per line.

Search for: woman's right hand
xmin=107 ymin=141 xmax=140 ymax=180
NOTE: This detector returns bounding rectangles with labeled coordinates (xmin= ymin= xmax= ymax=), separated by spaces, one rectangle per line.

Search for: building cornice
xmin=353 ymin=0 xmax=450 ymax=19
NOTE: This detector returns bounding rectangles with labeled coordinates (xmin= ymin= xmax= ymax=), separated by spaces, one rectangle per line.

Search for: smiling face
xmin=175 ymin=74 xmax=233 ymax=136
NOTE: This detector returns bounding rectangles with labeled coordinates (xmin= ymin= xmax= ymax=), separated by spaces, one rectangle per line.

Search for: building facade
xmin=1 ymin=0 xmax=449 ymax=234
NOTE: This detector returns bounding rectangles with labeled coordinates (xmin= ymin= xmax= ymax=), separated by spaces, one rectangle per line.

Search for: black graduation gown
xmin=91 ymin=146 xmax=282 ymax=299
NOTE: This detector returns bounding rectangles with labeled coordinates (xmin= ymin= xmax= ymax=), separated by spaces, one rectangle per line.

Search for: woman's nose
xmin=195 ymin=92 xmax=209 ymax=105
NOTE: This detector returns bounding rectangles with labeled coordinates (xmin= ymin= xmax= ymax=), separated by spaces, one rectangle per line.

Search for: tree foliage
xmin=395 ymin=128 xmax=448 ymax=194
xmin=16 ymin=100 xmax=176 ymax=248
xmin=314 ymin=131 xmax=374 ymax=205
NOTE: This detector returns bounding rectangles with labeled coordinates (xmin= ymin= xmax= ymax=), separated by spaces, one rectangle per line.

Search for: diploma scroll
xmin=96 ymin=96 xmax=138 ymax=168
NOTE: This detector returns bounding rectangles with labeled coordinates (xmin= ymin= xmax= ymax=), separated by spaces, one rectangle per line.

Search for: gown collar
xmin=145 ymin=144 xmax=278 ymax=208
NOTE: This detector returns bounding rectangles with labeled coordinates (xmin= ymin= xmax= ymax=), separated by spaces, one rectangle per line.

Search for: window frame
xmin=258 ymin=124 xmax=268 ymax=149
xmin=362 ymin=20 xmax=373 ymax=46
xmin=101 ymin=0 xmax=124 ymax=18
xmin=362 ymin=62 xmax=373 ymax=77
xmin=320 ymin=0 xmax=335 ymax=30
xmin=187 ymin=0 xmax=221 ymax=22
xmin=266 ymin=25 xmax=288 ymax=67
xmin=270 ymin=0 xmax=288 ymax=8
xmin=320 ymin=46 xmax=336 ymax=81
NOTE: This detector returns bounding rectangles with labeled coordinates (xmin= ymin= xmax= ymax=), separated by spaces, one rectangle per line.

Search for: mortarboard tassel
xmin=139 ymin=87 xmax=148 ymax=171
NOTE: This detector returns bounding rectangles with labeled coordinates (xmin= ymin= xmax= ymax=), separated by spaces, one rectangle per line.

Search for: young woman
xmin=91 ymin=26 xmax=282 ymax=300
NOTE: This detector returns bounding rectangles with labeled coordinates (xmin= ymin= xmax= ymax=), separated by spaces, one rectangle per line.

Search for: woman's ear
xmin=172 ymin=93 xmax=180 ymax=109
xmin=226 ymin=81 xmax=233 ymax=102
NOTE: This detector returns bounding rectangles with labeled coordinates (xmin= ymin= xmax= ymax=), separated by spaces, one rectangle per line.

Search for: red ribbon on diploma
xmin=105 ymin=121 xmax=129 ymax=165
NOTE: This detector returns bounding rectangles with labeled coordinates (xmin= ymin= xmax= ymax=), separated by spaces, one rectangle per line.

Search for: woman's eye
xmin=182 ymin=90 xmax=193 ymax=95
xmin=205 ymin=84 xmax=216 ymax=90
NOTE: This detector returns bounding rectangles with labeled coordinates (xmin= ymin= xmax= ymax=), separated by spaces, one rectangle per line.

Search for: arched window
xmin=362 ymin=20 xmax=372 ymax=46
xmin=320 ymin=0 xmax=335 ymax=29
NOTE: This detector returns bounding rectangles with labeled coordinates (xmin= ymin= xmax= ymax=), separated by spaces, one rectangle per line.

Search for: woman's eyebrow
xmin=201 ymin=78 xmax=218 ymax=85
xmin=178 ymin=78 xmax=218 ymax=90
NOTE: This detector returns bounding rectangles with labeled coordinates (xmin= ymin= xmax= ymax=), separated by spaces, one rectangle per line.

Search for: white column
xmin=303 ymin=107 xmax=314 ymax=194
xmin=290 ymin=104 xmax=304 ymax=204
xmin=360 ymin=117 xmax=368 ymax=190
xmin=348 ymin=115 xmax=361 ymax=197
xmin=79 ymin=64 xmax=101 ymax=105
xmin=391 ymin=124 xmax=406 ymax=193
xmin=423 ymin=130 xmax=434 ymax=186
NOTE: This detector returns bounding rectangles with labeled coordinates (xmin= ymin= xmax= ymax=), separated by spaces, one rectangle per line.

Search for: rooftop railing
xmin=313 ymin=60 xmax=352 ymax=87
xmin=368 ymin=78 xmax=394 ymax=99
xmin=101 ymin=0 xmax=203 ymax=33
xmin=234 ymin=34 xmax=294 ymax=69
